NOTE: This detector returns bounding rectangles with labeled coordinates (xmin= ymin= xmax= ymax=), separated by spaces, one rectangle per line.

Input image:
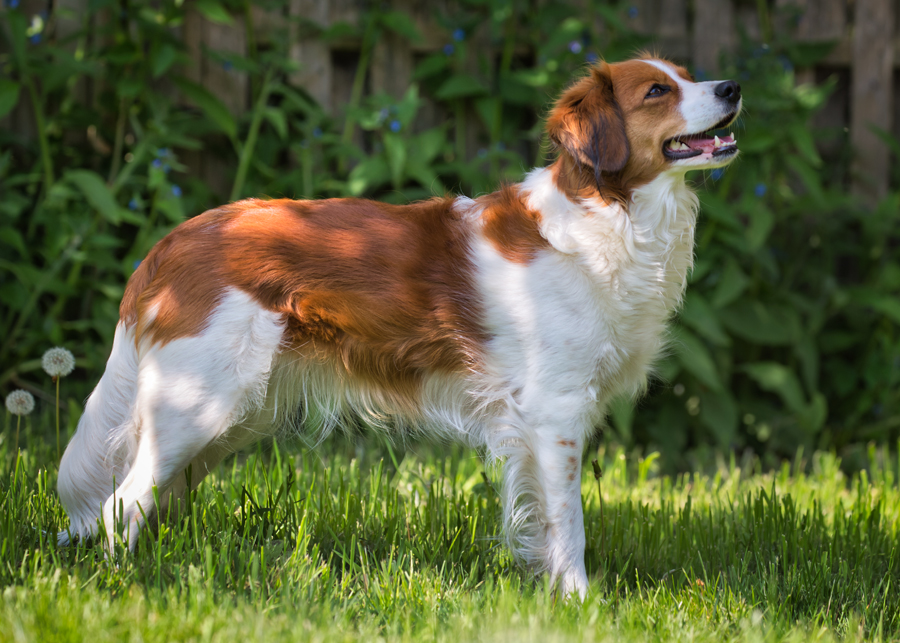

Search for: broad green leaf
xmin=743 ymin=200 xmax=775 ymax=251
xmin=64 ymin=170 xmax=121 ymax=224
xmin=348 ymin=157 xmax=389 ymax=196
xmin=151 ymin=43 xmax=178 ymax=78
xmin=264 ymin=107 xmax=288 ymax=140
xmin=699 ymin=389 xmax=738 ymax=446
xmin=719 ymin=301 xmax=799 ymax=346
xmin=680 ymin=292 xmax=731 ymax=346
xmin=411 ymin=128 xmax=446 ymax=165
xmin=499 ymin=75 xmax=535 ymax=106
xmin=794 ymin=335 xmax=819 ymax=395
xmin=672 ymin=326 xmax=722 ymax=391
xmin=607 ymin=394 xmax=634 ymax=442
xmin=196 ymin=0 xmax=233 ymax=24
xmin=0 ymin=78 xmax=21 ymax=118
xmin=512 ymin=69 xmax=550 ymax=88
xmin=850 ymin=289 xmax=900 ymax=325
xmin=173 ymin=78 xmax=237 ymax=139
xmin=785 ymin=155 xmax=826 ymax=205
xmin=789 ymin=125 xmax=822 ymax=167
xmin=743 ymin=362 xmax=806 ymax=414
xmin=435 ymin=75 xmax=488 ymax=100
xmin=800 ymin=392 xmax=828 ymax=433
xmin=383 ymin=133 xmax=407 ymax=190
xmin=116 ymin=78 xmax=143 ymax=99
xmin=710 ymin=258 xmax=749 ymax=308
xmin=407 ymin=165 xmax=445 ymax=195
xmin=413 ymin=55 xmax=450 ymax=80
xmin=379 ymin=10 xmax=422 ymax=42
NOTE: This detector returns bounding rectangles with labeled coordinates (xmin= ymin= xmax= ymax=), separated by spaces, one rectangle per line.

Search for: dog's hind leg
xmin=58 ymin=322 xmax=140 ymax=545
xmin=100 ymin=289 xmax=285 ymax=551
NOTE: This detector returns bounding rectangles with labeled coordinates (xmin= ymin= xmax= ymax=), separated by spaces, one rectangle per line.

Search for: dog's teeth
xmin=669 ymin=140 xmax=681 ymax=150
xmin=680 ymin=142 xmax=691 ymax=150
xmin=714 ymin=135 xmax=722 ymax=148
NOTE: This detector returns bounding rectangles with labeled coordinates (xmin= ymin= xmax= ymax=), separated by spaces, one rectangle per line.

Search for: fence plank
xmin=692 ymin=0 xmax=736 ymax=77
xmin=850 ymin=0 xmax=895 ymax=201
xmin=657 ymin=0 xmax=690 ymax=61
xmin=371 ymin=0 xmax=414 ymax=99
xmin=289 ymin=0 xmax=334 ymax=110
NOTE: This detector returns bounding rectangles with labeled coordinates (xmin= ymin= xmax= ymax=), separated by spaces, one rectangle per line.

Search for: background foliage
xmin=0 ymin=0 xmax=898 ymax=470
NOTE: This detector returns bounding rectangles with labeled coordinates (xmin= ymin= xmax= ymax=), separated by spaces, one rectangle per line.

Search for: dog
xmin=58 ymin=55 xmax=741 ymax=598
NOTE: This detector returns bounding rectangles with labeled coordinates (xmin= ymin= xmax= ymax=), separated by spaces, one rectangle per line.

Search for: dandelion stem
xmin=55 ymin=376 xmax=60 ymax=460
xmin=15 ymin=415 xmax=20 ymax=453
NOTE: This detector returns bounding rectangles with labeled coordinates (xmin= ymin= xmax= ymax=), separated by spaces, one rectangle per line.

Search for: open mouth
xmin=663 ymin=131 xmax=738 ymax=160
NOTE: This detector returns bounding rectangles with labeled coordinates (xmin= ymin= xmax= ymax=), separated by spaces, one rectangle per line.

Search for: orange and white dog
xmin=59 ymin=56 xmax=741 ymax=597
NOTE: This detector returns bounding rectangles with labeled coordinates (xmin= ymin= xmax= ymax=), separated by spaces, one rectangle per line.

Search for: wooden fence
xmin=4 ymin=0 xmax=898 ymax=201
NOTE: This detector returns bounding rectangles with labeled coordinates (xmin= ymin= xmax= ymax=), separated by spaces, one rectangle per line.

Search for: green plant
xmin=1 ymin=0 xmax=897 ymax=468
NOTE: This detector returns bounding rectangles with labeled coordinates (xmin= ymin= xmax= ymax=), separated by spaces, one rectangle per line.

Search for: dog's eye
xmin=646 ymin=84 xmax=670 ymax=98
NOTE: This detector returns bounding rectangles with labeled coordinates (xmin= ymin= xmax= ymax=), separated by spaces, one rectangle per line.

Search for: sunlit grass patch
xmin=1 ymin=410 xmax=899 ymax=642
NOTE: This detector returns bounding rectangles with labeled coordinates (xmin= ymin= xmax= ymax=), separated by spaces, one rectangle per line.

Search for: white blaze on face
xmin=641 ymin=59 xmax=739 ymax=134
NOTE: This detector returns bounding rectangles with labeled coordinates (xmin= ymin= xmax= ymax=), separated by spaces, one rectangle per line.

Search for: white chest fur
xmin=471 ymin=167 xmax=699 ymax=422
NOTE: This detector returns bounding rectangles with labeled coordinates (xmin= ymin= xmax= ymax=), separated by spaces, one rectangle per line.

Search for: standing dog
xmin=59 ymin=56 xmax=741 ymax=597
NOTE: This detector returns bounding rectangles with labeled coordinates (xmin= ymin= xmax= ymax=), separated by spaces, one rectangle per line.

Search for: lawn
xmin=1 ymin=414 xmax=899 ymax=642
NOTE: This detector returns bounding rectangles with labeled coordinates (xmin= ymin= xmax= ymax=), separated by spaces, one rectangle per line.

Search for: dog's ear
xmin=546 ymin=62 xmax=630 ymax=185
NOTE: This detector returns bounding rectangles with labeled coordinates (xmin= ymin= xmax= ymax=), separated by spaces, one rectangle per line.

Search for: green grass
xmin=2 ymin=411 xmax=900 ymax=642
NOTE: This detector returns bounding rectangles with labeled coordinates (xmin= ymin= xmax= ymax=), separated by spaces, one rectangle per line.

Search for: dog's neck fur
xmin=522 ymin=164 xmax=698 ymax=310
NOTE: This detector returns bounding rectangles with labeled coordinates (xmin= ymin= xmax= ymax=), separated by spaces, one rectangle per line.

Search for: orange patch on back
xmin=477 ymin=185 xmax=548 ymax=264
xmin=120 ymin=197 xmax=488 ymax=394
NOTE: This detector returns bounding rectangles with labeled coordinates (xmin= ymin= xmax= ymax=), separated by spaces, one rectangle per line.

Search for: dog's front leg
xmin=534 ymin=429 xmax=589 ymax=598
xmin=494 ymin=402 xmax=591 ymax=599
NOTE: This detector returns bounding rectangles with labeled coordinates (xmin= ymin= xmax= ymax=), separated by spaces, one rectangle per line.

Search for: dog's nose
xmin=714 ymin=80 xmax=741 ymax=104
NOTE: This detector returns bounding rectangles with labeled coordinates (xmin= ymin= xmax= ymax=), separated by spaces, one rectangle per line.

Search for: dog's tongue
xmin=682 ymin=133 xmax=735 ymax=153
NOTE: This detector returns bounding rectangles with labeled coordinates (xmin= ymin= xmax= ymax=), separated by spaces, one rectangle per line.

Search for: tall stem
xmin=25 ymin=77 xmax=54 ymax=195
xmin=339 ymin=14 xmax=378 ymax=174
xmin=55 ymin=376 xmax=61 ymax=460
xmin=230 ymin=69 xmax=274 ymax=202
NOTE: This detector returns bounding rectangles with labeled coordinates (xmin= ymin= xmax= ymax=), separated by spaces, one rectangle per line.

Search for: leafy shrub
xmin=0 ymin=0 xmax=897 ymax=467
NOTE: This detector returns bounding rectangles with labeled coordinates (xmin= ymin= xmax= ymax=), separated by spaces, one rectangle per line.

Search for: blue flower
xmin=128 ymin=197 xmax=139 ymax=210
xmin=222 ymin=60 xmax=234 ymax=71
xmin=133 ymin=259 xmax=142 ymax=270
xmin=569 ymin=41 xmax=582 ymax=54
xmin=379 ymin=107 xmax=389 ymax=121
xmin=754 ymin=183 xmax=767 ymax=197
xmin=162 ymin=163 xmax=171 ymax=174
xmin=152 ymin=158 xmax=162 ymax=168
xmin=389 ymin=120 xmax=401 ymax=132
xmin=29 ymin=33 xmax=41 ymax=45
xmin=312 ymin=127 xmax=322 ymax=138
xmin=171 ymin=185 xmax=182 ymax=197
xmin=477 ymin=148 xmax=487 ymax=158
xmin=443 ymin=43 xmax=455 ymax=56
xmin=628 ymin=5 xmax=639 ymax=18
xmin=7 ymin=0 xmax=20 ymax=9
xmin=585 ymin=52 xmax=599 ymax=63
xmin=452 ymin=28 xmax=465 ymax=42
xmin=711 ymin=168 xmax=725 ymax=181
xmin=155 ymin=147 xmax=170 ymax=158
xmin=495 ymin=141 xmax=505 ymax=151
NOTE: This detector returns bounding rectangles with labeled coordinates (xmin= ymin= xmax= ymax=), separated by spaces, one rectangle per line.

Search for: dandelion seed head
xmin=5 ymin=390 xmax=35 ymax=416
xmin=42 ymin=347 xmax=76 ymax=378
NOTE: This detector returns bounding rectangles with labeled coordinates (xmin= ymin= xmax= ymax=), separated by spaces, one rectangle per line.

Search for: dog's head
xmin=547 ymin=56 xmax=742 ymax=197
